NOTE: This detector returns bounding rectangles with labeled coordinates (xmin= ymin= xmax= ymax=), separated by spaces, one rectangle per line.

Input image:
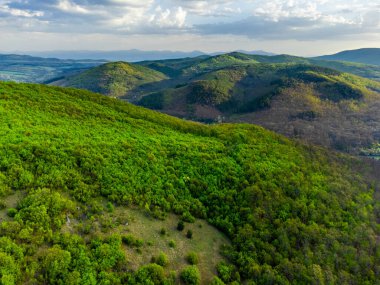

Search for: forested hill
xmin=0 ymin=82 xmax=379 ymax=284
xmin=137 ymin=62 xmax=380 ymax=155
xmin=52 ymin=61 xmax=167 ymax=97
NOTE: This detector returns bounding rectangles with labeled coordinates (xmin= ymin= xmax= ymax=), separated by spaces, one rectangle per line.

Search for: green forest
xmin=0 ymin=82 xmax=379 ymax=284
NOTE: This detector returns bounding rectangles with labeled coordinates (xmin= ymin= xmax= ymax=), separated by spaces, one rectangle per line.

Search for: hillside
xmin=138 ymin=62 xmax=380 ymax=155
xmin=138 ymin=52 xmax=380 ymax=81
xmin=52 ymin=62 xmax=167 ymax=98
xmin=315 ymin=48 xmax=380 ymax=66
xmin=0 ymin=82 xmax=379 ymax=284
xmin=0 ymin=54 xmax=105 ymax=83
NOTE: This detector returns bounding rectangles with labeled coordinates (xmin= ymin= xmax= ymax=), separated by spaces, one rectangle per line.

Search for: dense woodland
xmin=0 ymin=82 xmax=379 ymax=284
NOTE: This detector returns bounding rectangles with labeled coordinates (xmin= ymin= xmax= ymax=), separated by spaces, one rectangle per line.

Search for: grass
xmin=119 ymin=208 xmax=228 ymax=283
xmin=62 ymin=205 xmax=229 ymax=284
xmin=0 ymin=191 xmax=23 ymax=222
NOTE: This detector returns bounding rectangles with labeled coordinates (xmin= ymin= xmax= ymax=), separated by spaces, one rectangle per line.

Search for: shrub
xmin=135 ymin=264 xmax=165 ymax=284
xmin=0 ymin=200 xmax=6 ymax=210
xmin=181 ymin=266 xmax=201 ymax=285
xmin=177 ymin=221 xmax=185 ymax=231
xmin=210 ymin=276 xmax=225 ymax=285
xmin=160 ymin=228 xmax=166 ymax=235
xmin=186 ymin=252 xmax=199 ymax=265
xmin=168 ymin=240 xmax=176 ymax=248
xmin=181 ymin=212 xmax=195 ymax=223
xmin=186 ymin=230 xmax=193 ymax=239
xmin=7 ymin=208 xmax=17 ymax=218
xmin=106 ymin=202 xmax=114 ymax=213
xmin=154 ymin=252 xmax=169 ymax=267
xmin=217 ymin=262 xmax=236 ymax=283
xmin=122 ymin=235 xmax=144 ymax=248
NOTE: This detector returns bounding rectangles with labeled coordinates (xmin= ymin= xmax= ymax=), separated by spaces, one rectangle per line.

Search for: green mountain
xmin=0 ymin=82 xmax=379 ymax=284
xmin=0 ymin=54 xmax=105 ymax=83
xmin=51 ymin=61 xmax=167 ymax=98
xmin=45 ymin=52 xmax=380 ymax=154
xmin=139 ymin=52 xmax=380 ymax=81
xmin=138 ymin=62 xmax=380 ymax=155
xmin=315 ymin=48 xmax=380 ymax=66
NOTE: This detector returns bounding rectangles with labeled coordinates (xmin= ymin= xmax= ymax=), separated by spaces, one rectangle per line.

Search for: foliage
xmin=181 ymin=266 xmax=201 ymax=285
xmin=136 ymin=59 xmax=380 ymax=154
xmin=0 ymin=82 xmax=378 ymax=284
xmin=186 ymin=230 xmax=193 ymax=239
xmin=135 ymin=264 xmax=165 ymax=285
xmin=186 ymin=252 xmax=199 ymax=265
xmin=177 ymin=221 xmax=184 ymax=231
xmin=59 ymin=62 xmax=167 ymax=97
xmin=152 ymin=252 xmax=169 ymax=267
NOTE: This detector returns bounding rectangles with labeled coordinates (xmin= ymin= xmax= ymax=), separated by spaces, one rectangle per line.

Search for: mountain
xmin=25 ymin=49 xmax=275 ymax=61
xmin=315 ymin=48 xmax=380 ymax=66
xmin=0 ymin=81 xmax=379 ymax=284
xmin=137 ymin=52 xmax=380 ymax=81
xmin=0 ymin=54 xmax=105 ymax=83
xmin=137 ymin=60 xmax=380 ymax=155
xmin=50 ymin=52 xmax=380 ymax=155
xmin=235 ymin=50 xmax=276 ymax=56
xmin=26 ymin=49 xmax=207 ymax=62
xmin=51 ymin=61 xmax=167 ymax=97
xmin=210 ymin=50 xmax=276 ymax=56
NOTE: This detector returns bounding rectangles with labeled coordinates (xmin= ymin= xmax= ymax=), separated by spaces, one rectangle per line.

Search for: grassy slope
xmin=0 ymin=82 xmax=379 ymax=284
xmin=54 ymin=62 xmax=167 ymax=98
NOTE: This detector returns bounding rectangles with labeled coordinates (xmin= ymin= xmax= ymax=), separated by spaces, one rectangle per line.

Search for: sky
xmin=0 ymin=0 xmax=379 ymax=56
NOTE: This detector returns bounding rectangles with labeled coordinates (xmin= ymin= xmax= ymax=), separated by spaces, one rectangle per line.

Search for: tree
xmin=186 ymin=252 xmax=199 ymax=265
xmin=43 ymin=246 xmax=72 ymax=284
xmin=181 ymin=266 xmax=201 ymax=285
xmin=177 ymin=221 xmax=185 ymax=231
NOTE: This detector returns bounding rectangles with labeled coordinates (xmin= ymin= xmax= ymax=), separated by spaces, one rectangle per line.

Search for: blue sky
xmin=0 ymin=0 xmax=379 ymax=55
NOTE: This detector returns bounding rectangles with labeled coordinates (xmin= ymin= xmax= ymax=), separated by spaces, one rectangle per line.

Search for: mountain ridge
xmin=315 ymin=48 xmax=380 ymax=66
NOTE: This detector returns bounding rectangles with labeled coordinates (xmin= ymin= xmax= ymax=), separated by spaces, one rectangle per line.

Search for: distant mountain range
xmin=315 ymin=48 xmax=380 ymax=66
xmin=23 ymin=49 xmax=276 ymax=62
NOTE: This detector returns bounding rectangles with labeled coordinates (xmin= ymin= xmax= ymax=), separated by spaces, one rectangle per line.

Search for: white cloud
xmin=57 ymin=0 xmax=89 ymax=14
xmin=0 ymin=3 xmax=43 ymax=17
xmin=150 ymin=6 xmax=187 ymax=28
xmin=0 ymin=0 xmax=378 ymax=51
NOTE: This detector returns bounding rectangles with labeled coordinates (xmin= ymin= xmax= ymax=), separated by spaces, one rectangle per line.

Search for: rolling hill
xmin=136 ymin=60 xmax=380 ymax=155
xmin=315 ymin=48 xmax=380 ymax=66
xmin=51 ymin=62 xmax=167 ymax=97
xmin=0 ymin=82 xmax=379 ymax=284
xmin=0 ymin=54 xmax=105 ymax=83
xmin=138 ymin=52 xmax=380 ymax=81
xmin=46 ymin=52 xmax=380 ymax=155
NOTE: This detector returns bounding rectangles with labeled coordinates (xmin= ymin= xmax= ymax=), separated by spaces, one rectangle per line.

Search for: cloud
xmin=0 ymin=0 xmax=378 ymax=42
xmin=0 ymin=2 xmax=44 ymax=18
xmin=195 ymin=0 xmax=380 ymax=40
xmin=56 ymin=0 xmax=89 ymax=14
xmin=150 ymin=6 xmax=187 ymax=28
